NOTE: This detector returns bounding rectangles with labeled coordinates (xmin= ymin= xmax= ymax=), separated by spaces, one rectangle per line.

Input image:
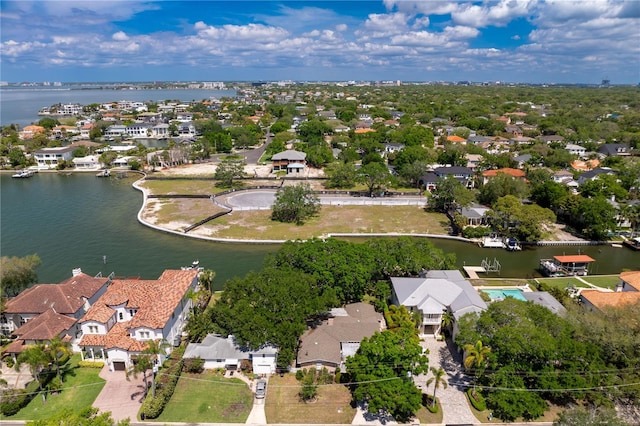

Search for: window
xmin=20 ymin=317 xmax=27 ymax=325
xmin=129 ymin=310 xmax=134 ymax=316
xmin=88 ymin=325 xmax=98 ymax=333
xmin=119 ymin=312 xmax=123 ymax=320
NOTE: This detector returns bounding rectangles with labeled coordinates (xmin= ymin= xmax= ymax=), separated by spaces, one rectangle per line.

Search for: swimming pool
xmin=481 ymin=288 xmax=528 ymax=302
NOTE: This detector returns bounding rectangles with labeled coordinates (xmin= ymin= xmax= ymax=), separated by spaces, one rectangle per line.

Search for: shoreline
xmin=131 ymin=174 xmax=613 ymax=247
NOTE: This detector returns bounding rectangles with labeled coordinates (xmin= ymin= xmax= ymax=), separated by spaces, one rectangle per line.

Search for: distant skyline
xmin=1 ymin=1 xmax=639 ymax=85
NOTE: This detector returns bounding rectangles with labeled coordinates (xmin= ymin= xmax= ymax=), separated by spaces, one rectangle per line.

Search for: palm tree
xmin=16 ymin=343 xmax=51 ymax=400
xmin=440 ymin=310 xmax=454 ymax=337
xmin=142 ymin=339 xmax=170 ymax=398
xmin=46 ymin=336 xmax=71 ymax=384
xmin=463 ymin=340 xmax=491 ymax=393
xmin=425 ymin=366 xmax=448 ymax=408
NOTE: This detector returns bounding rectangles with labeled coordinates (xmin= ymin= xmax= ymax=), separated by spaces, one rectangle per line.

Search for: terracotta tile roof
xmin=581 ymin=290 xmax=640 ymax=310
xmin=554 ymin=255 xmax=595 ymax=263
xmin=4 ymin=273 xmax=109 ymax=315
xmin=446 ymin=135 xmax=467 ymax=143
xmin=482 ymin=168 xmax=526 ymax=178
xmin=81 ymin=269 xmax=198 ymax=330
xmin=620 ymin=271 xmax=640 ymax=291
xmin=2 ymin=339 xmax=28 ymax=354
xmin=12 ymin=308 xmax=77 ymax=341
xmin=79 ymin=321 xmax=147 ymax=352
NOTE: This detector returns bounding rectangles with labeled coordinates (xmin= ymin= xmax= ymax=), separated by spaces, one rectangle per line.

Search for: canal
xmin=2 ymin=173 xmax=638 ymax=290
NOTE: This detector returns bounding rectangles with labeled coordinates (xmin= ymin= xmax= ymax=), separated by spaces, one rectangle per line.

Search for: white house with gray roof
xmin=183 ymin=334 xmax=278 ymax=375
xmin=391 ymin=270 xmax=487 ymax=337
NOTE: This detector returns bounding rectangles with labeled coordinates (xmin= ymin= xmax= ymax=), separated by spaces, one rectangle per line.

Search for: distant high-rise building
xmin=601 ymin=79 xmax=611 ymax=87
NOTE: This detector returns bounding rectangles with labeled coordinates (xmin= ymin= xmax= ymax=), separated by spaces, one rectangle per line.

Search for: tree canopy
xmin=271 ymin=183 xmax=321 ymax=225
xmin=1 ymin=254 xmax=41 ymax=297
xmin=346 ymin=312 xmax=428 ymax=422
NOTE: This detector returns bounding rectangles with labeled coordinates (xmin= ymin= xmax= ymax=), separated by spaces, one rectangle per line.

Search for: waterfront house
xmin=33 ymin=146 xmax=75 ymax=169
xmin=390 ymin=270 xmax=487 ymax=338
xmin=78 ymin=269 xmax=198 ymax=371
xmin=296 ymin=302 xmax=384 ymax=371
xmin=580 ymin=271 xmax=640 ymax=311
xmin=1 ymin=268 xmax=111 ymax=356
xmin=183 ymin=334 xmax=278 ymax=375
xmin=459 ymin=204 xmax=491 ymax=226
xmin=271 ymin=149 xmax=307 ymax=174
xmin=73 ymin=155 xmax=102 ymax=170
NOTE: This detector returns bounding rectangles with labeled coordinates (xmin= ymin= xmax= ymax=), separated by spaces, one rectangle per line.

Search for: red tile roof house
xmin=580 ymin=271 xmax=640 ymax=312
xmin=1 ymin=268 xmax=111 ymax=359
xmin=78 ymin=269 xmax=198 ymax=371
xmin=481 ymin=167 xmax=527 ymax=185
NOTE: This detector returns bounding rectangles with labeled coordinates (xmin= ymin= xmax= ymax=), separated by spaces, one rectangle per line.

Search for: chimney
xmin=72 ymin=267 xmax=82 ymax=276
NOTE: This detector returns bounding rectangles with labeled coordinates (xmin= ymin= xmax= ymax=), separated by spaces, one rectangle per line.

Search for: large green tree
xmin=554 ymin=407 xmax=630 ymax=426
xmin=1 ymin=254 xmax=41 ymax=297
xmin=324 ymin=162 xmax=358 ymax=189
xmin=210 ymin=268 xmax=332 ymax=367
xmin=428 ymin=175 xmax=475 ymax=212
xmin=358 ymin=162 xmax=393 ymax=197
xmin=478 ymin=174 xmax=529 ymax=206
xmin=346 ymin=323 xmax=428 ymax=422
xmin=271 ymin=183 xmax=320 ymax=225
xmin=214 ymin=160 xmax=246 ymax=188
xmin=485 ymin=195 xmax=556 ymax=241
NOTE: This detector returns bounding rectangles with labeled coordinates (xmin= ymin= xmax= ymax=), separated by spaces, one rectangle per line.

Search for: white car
xmin=255 ymin=380 xmax=266 ymax=399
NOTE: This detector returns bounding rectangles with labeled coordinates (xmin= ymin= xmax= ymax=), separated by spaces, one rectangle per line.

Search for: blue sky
xmin=1 ymin=1 xmax=639 ymax=84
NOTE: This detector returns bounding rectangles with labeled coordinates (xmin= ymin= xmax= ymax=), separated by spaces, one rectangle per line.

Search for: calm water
xmin=2 ymin=174 xmax=638 ymax=289
xmin=0 ymin=173 xmax=273 ymax=289
xmin=0 ymin=86 xmax=237 ymax=127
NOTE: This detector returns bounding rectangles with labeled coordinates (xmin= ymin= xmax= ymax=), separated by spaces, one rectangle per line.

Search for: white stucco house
xmin=183 ymin=334 xmax=278 ymax=375
xmin=391 ymin=270 xmax=487 ymax=338
xmin=33 ymin=146 xmax=75 ymax=169
xmin=73 ymin=155 xmax=102 ymax=170
xmin=78 ymin=269 xmax=199 ymax=371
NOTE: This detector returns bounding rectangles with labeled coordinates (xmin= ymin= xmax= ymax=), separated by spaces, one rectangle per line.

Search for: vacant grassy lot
xmin=581 ymin=275 xmax=620 ymax=290
xmin=264 ymin=374 xmax=355 ymax=424
xmin=2 ymin=356 xmax=105 ymax=420
xmin=192 ymin=206 xmax=449 ymax=240
xmin=154 ymin=371 xmax=252 ymax=423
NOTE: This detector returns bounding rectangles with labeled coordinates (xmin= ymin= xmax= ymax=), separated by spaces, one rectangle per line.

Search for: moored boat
xmin=96 ymin=170 xmax=111 ymax=177
xmin=504 ymin=237 xmax=522 ymax=251
xmin=623 ymin=237 xmax=640 ymax=251
xmin=11 ymin=169 xmax=35 ymax=178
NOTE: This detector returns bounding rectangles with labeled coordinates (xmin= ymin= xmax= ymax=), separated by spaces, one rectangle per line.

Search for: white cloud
xmin=112 ymin=31 xmax=129 ymax=41
xmin=452 ymin=0 xmax=535 ymax=28
xmin=335 ymin=23 xmax=348 ymax=32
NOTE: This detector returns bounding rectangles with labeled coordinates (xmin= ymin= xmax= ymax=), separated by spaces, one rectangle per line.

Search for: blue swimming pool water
xmin=482 ymin=288 xmax=528 ymax=302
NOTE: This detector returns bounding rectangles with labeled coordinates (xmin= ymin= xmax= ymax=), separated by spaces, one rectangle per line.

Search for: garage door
xmin=113 ymin=361 xmax=126 ymax=371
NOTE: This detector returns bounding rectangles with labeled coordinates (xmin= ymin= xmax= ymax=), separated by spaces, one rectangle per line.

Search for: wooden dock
xmin=463 ymin=266 xmax=486 ymax=279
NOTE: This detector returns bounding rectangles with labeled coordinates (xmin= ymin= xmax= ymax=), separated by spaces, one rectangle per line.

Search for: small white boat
xmin=96 ymin=170 xmax=111 ymax=177
xmin=12 ymin=170 xmax=35 ymax=178
xmin=504 ymin=237 xmax=522 ymax=251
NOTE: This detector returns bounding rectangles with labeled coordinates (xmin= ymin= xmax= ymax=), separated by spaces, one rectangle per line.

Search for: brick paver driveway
xmin=93 ymin=365 xmax=146 ymax=422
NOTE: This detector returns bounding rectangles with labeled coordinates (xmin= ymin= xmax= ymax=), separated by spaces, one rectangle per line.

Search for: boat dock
xmin=463 ymin=266 xmax=486 ymax=279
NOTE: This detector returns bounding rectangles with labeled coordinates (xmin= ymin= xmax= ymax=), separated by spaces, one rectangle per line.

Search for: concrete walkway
xmin=0 ymin=362 xmax=32 ymax=389
xmin=419 ymin=337 xmax=480 ymax=425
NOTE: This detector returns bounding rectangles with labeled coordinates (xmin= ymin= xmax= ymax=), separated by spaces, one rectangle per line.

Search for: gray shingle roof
xmin=271 ymin=150 xmax=307 ymax=161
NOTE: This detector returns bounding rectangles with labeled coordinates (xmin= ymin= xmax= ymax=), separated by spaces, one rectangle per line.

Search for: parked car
xmin=255 ymin=380 xmax=266 ymax=399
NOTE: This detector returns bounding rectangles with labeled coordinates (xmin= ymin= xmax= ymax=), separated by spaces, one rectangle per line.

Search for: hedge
xmin=466 ymin=388 xmax=487 ymax=411
xmin=139 ymin=357 xmax=184 ymax=419
xmin=0 ymin=379 xmax=40 ymax=416
xmin=78 ymin=360 xmax=105 ymax=368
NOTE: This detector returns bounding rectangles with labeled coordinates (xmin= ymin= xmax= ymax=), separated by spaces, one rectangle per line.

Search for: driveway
xmin=418 ymin=337 xmax=479 ymax=425
xmin=93 ymin=365 xmax=146 ymax=422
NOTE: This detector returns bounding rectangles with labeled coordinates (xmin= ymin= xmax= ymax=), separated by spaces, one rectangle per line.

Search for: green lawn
xmin=265 ymin=374 xmax=355 ymax=424
xmin=154 ymin=371 xmax=253 ymax=423
xmin=582 ymin=275 xmax=620 ymax=290
xmin=2 ymin=356 xmax=105 ymax=420
xmin=536 ymin=277 xmax=590 ymax=290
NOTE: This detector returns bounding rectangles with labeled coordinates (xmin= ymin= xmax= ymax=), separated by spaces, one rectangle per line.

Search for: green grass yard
xmin=581 ymin=275 xmax=620 ymax=290
xmin=536 ymin=277 xmax=590 ymax=290
xmin=154 ymin=371 xmax=253 ymax=423
xmin=2 ymin=356 xmax=105 ymax=421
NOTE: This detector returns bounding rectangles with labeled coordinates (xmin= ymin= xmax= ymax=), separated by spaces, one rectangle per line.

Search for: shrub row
xmin=78 ymin=360 xmax=105 ymax=368
xmin=140 ymin=355 xmax=184 ymax=419
xmin=462 ymin=226 xmax=492 ymax=239
xmin=466 ymin=388 xmax=487 ymax=411
xmin=0 ymin=379 xmax=40 ymax=416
